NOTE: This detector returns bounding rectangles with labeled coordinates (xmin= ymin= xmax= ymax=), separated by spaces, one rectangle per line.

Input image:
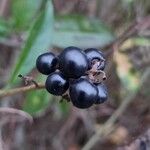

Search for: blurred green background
xmin=0 ymin=0 xmax=149 ymax=149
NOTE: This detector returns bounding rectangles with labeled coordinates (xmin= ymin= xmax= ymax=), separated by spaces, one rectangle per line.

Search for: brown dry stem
xmin=82 ymin=68 xmax=150 ymax=150
xmin=0 ymin=83 xmax=45 ymax=99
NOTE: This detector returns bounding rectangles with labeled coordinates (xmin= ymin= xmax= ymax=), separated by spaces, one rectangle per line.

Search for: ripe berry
xmin=36 ymin=52 xmax=58 ymax=75
xmin=69 ymin=78 xmax=98 ymax=108
xmin=95 ymin=83 xmax=108 ymax=104
xmin=59 ymin=46 xmax=88 ymax=78
xmin=84 ymin=48 xmax=105 ymax=70
xmin=45 ymin=72 xmax=69 ymax=96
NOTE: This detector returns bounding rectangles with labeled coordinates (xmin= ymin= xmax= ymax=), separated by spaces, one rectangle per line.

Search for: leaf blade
xmin=53 ymin=15 xmax=114 ymax=48
xmin=10 ymin=0 xmax=54 ymax=84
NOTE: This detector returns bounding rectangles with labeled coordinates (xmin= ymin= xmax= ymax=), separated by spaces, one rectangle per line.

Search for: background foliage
xmin=0 ymin=0 xmax=149 ymax=149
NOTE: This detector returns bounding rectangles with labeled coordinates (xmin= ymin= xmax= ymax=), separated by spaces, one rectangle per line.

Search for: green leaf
xmin=0 ymin=17 xmax=11 ymax=36
xmin=9 ymin=0 xmax=54 ymax=84
xmin=11 ymin=0 xmax=42 ymax=30
xmin=23 ymin=89 xmax=51 ymax=116
xmin=53 ymin=15 xmax=114 ymax=48
xmin=53 ymin=31 xmax=114 ymax=49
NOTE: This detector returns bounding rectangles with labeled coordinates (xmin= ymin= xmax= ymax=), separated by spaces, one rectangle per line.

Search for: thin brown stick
xmin=0 ymin=83 xmax=45 ymax=99
xmin=82 ymin=68 xmax=150 ymax=150
xmin=81 ymin=16 xmax=150 ymax=150
xmin=104 ymin=15 xmax=150 ymax=56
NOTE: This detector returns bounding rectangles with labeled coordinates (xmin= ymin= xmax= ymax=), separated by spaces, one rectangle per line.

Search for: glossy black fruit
xmin=36 ymin=52 xmax=58 ymax=75
xmin=84 ymin=48 xmax=105 ymax=70
xmin=59 ymin=46 xmax=88 ymax=78
xmin=95 ymin=83 xmax=108 ymax=104
xmin=69 ymin=78 xmax=98 ymax=108
xmin=45 ymin=72 xmax=69 ymax=96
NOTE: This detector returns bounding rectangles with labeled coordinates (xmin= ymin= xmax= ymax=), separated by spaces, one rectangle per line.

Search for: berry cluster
xmin=36 ymin=46 xmax=108 ymax=109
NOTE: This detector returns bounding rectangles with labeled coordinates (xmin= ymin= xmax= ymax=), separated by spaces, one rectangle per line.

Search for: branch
xmin=0 ymin=83 xmax=45 ymax=99
xmin=82 ymin=68 xmax=150 ymax=150
xmin=104 ymin=15 xmax=150 ymax=56
xmin=82 ymin=16 xmax=150 ymax=150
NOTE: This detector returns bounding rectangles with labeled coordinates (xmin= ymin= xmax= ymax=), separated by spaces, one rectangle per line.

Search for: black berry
xmin=85 ymin=48 xmax=105 ymax=70
xmin=36 ymin=52 xmax=58 ymax=75
xmin=69 ymin=78 xmax=98 ymax=108
xmin=95 ymin=83 xmax=108 ymax=104
xmin=59 ymin=46 xmax=88 ymax=78
xmin=45 ymin=72 xmax=69 ymax=96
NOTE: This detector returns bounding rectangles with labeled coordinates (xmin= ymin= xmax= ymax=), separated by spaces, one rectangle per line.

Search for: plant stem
xmin=0 ymin=83 xmax=45 ymax=99
xmin=82 ymin=68 xmax=150 ymax=150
